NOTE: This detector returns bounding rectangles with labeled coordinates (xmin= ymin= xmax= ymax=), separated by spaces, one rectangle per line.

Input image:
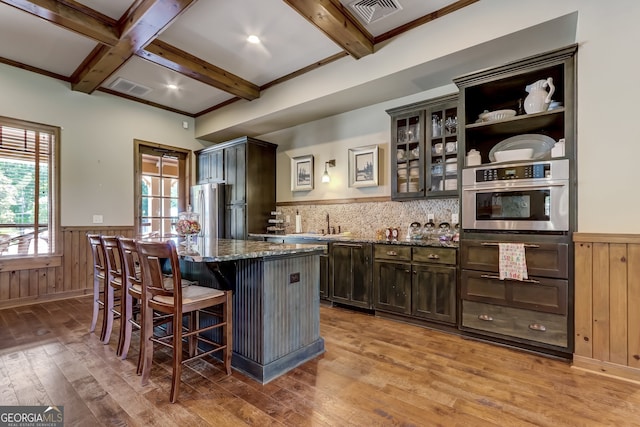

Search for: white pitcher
xmin=524 ymin=77 xmax=555 ymax=114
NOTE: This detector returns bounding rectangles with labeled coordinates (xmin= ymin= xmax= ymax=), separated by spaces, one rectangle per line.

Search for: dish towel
xmin=499 ymin=243 xmax=528 ymax=281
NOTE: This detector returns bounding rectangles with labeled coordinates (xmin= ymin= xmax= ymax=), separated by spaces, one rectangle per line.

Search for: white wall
xmin=261 ymin=85 xmax=457 ymax=202
xmin=0 ymin=63 xmax=204 ymax=226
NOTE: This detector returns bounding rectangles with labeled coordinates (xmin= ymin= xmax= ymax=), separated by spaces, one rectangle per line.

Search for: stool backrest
xmin=100 ymin=235 xmax=121 ymax=283
xmin=136 ymin=239 xmax=182 ymax=305
xmin=87 ymin=233 xmax=105 ymax=277
xmin=117 ymin=237 xmax=140 ymax=290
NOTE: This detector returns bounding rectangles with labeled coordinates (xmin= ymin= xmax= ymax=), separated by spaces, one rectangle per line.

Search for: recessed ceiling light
xmin=167 ymin=84 xmax=178 ymax=90
xmin=247 ymin=35 xmax=260 ymax=44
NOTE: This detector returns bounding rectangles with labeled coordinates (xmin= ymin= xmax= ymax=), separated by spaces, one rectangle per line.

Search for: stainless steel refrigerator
xmin=190 ymin=183 xmax=225 ymax=247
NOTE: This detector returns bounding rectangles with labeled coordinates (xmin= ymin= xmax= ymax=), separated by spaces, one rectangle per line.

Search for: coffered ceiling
xmin=0 ymin=0 xmax=476 ymax=117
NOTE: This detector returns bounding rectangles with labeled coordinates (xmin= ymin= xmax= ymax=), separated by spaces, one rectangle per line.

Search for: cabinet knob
xmin=387 ymin=250 xmax=398 ymax=256
xmin=478 ymin=314 xmax=493 ymax=322
xmin=428 ymin=254 xmax=440 ymax=259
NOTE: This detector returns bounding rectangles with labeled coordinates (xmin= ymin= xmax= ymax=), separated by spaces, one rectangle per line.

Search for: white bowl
xmin=480 ymin=109 xmax=517 ymax=122
xmin=494 ymin=148 xmax=534 ymax=163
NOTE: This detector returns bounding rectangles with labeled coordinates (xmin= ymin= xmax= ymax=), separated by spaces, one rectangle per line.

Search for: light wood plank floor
xmin=1 ymin=296 xmax=640 ymax=426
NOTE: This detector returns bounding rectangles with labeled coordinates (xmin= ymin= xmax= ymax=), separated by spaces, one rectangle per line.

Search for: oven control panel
xmin=475 ymin=162 xmax=550 ymax=182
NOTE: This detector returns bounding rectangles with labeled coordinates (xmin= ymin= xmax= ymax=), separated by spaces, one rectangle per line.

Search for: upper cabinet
xmin=453 ymin=45 xmax=577 ymax=168
xmin=387 ymin=94 xmax=459 ymax=201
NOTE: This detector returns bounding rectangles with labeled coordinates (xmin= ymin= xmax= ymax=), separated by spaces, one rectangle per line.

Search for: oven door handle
xmin=480 ymin=274 xmax=541 ymax=284
xmin=481 ymin=242 xmax=540 ymax=249
xmin=462 ymin=182 xmax=567 ymax=191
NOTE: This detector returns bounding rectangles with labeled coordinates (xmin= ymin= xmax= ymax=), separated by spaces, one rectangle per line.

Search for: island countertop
xmin=179 ymin=238 xmax=325 ymax=262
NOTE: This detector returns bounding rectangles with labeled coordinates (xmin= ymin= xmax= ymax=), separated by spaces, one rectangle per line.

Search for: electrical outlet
xmin=92 ymin=214 xmax=103 ymax=224
xmin=451 ymin=213 xmax=459 ymax=224
xmin=285 ymin=215 xmax=291 ymax=223
xmin=427 ymin=213 xmax=435 ymax=222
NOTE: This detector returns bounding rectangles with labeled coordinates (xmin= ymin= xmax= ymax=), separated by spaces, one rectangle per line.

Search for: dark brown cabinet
xmin=197 ymin=149 xmax=223 ymax=183
xmin=387 ymin=94 xmax=459 ymax=200
xmin=373 ymin=244 xmax=457 ymax=325
xmin=329 ymin=242 xmax=372 ymax=309
xmin=196 ymin=136 xmax=277 ymax=239
xmin=459 ymin=233 xmax=571 ymax=352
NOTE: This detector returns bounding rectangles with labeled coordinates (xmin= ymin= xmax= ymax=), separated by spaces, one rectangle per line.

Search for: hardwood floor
xmin=1 ymin=296 xmax=640 ymax=426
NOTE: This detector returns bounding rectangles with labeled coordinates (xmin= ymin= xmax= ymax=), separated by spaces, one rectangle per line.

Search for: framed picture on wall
xmin=348 ymin=145 xmax=378 ymax=188
xmin=291 ymin=155 xmax=314 ymax=191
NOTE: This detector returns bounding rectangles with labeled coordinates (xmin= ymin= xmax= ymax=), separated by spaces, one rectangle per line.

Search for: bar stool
xmin=87 ymin=234 xmax=107 ymax=340
xmin=100 ymin=235 xmax=123 ymax=345
xmin=116 ymin=237 xmax=143 ymax=367
xmin=136 ymin=239 xmax=232 ymax=403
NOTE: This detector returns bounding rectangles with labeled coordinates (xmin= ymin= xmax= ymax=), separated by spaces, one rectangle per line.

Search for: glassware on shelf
xmin=432 ymin=115 xmax=442 ymax=137
xmin=444 ymin=116 xmax=458 ymax=135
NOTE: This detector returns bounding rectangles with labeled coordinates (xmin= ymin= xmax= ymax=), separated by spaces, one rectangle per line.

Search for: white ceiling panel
xmin=103 ymin=56 xmax=232 ymax=114
xmin=0 ymin=4 xmax=98 ymax=76
xmin=157 ymin=0 xmax=344 ymax=85
xmin=75 ymin=0 xmax=133 ymax=20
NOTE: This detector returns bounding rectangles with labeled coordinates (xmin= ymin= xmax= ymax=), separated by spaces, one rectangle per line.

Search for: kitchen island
xmin=178 ymin=238 xmax=326 ymax=384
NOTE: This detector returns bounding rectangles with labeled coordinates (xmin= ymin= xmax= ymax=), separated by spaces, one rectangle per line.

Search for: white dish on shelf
xmin=493 ymin=148 xmax=534 ymax=163
xmin=489 ymin=134 xmax=555 ymax=163
xmin=479 ymin=109 xmax=516 ymax=122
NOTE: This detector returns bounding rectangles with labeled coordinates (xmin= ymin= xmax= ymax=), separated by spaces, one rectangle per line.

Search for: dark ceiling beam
xmin=0 ymin=0 xmax=120 ymax=46
xmin=70 ymin=0 xmax=197 ymax=94
xmin=283 ymin=0 xmax=374 ymax=59
xmin=140 ymin=39 xmax=260 ymax=101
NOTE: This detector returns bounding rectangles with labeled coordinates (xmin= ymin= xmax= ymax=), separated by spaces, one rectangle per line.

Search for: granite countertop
xmin=248 ymin=233 xmax=458 ymax=249
xmin=179 ymin=238 xmax=325 ymax=262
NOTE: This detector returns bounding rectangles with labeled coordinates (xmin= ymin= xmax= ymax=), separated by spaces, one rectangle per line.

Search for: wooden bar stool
xmin=100 ymin=235 xmax=123 ymax=345
xmin=136 ymin=239 xmax=232 ymax=403
xmin=116 ymin=237 xmax=143 ymax=369
xmin=87 ymin=233 xmax=107 ymax=340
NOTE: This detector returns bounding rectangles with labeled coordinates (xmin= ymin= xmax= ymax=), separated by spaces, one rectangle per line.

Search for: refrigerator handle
xmin=198 ymin=189 xmax=205 ymax=237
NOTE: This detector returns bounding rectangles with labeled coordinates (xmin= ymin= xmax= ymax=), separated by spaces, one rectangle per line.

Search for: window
xmin=0 ymin=116 xmax=59 ymax=257
xmin=134 ymin=141 xmax=190 ymax=238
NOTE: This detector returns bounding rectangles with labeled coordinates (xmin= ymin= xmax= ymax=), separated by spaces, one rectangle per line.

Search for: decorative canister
xmin=176 ymin=207 xmax=201 ymax=254
xmin=466 ymin=149 xmax=481 ymax=166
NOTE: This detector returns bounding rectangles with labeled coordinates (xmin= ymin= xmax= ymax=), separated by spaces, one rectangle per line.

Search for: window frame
xmin=133 ymin=139 xmax=191 ymax=238
xmin=0 ymin=115 xmax=60 ymax=261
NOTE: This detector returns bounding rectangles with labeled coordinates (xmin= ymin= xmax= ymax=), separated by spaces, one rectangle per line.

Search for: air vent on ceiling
xmin=108 ymin=77 xmax=151 ymax=97
xmin=347 ymin=0 xmax=402 ymax=24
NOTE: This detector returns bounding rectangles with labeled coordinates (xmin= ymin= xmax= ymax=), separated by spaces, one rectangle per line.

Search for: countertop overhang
xmin=249 ymin=233 xmax=458 ymax=249
xmin=179 ymin=238 xmax=325 ymax=262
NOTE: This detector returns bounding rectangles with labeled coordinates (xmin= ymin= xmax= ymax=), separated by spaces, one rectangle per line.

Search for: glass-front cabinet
xmin=391 ymin=109 xmax=425 ymax=199
xmin=387 ymin=94 xmax=458 ymax=200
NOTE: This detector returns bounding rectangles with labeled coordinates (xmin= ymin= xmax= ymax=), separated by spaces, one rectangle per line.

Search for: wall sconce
xmin=322 ymin=159 xmax=336 ymax=183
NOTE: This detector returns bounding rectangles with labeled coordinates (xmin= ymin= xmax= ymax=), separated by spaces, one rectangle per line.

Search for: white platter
xmin=489 ymin=134 xmax=556 ymax=163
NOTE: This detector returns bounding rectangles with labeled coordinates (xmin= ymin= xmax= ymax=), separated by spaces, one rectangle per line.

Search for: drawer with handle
xmin=412 ymin=246 xmax=456 ymax=265
xmin=461 ymin=240 xmax=568 ymax=278
xmin=461 ymin=270 xmax=568 ymax=315
xmin=461 ymin=300 xmax=568 ymax=348
xmin=374 ymin=244 xmax=411 ymax=261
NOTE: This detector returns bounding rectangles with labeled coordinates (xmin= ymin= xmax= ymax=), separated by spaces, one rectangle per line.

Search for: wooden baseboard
xmin=572 ymin=355 xmax=640 ymax=385
xmin=0 ymin=288 xmax=91 ymax=310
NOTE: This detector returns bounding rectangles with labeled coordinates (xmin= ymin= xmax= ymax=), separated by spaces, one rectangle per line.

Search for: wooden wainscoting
xmin=573 ymin=233 xmax=640 ymax=383
xmin=0 ymin=226 xmax=134 ymax=309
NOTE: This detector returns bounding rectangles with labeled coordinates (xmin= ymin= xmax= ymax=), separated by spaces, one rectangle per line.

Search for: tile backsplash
xmin=274 ymin=198 xmax=459 ymax=238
